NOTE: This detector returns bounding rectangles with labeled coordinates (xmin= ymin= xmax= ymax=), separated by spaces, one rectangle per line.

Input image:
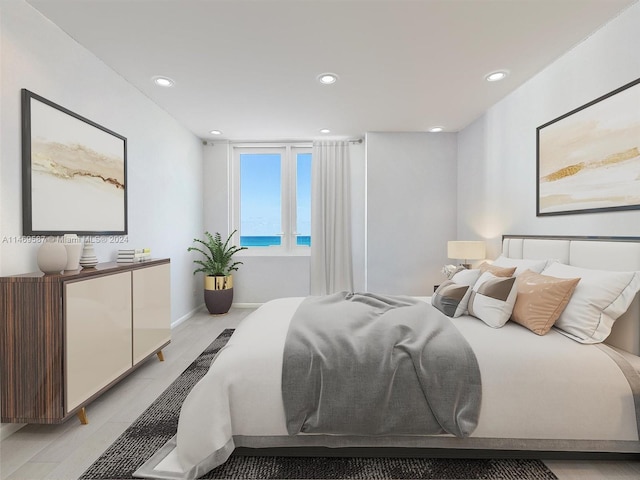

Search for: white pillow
xmin=467 ymin=272 xmax=518 ymax=328
xmin=492 ymin=255 xmax=549 ymax=276
xmin=541 ymin=262 xmax=640 ymax=344
xmin=450 ymin=268 xmax=481 ymax=286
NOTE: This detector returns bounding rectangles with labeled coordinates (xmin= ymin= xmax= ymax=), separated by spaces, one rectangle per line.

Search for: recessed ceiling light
xmin=318 ymin=73 xmax=338 ymax=85
xmin=210 ymin=130 xmax=222 ymax=135
xmin=152 ymin=76 xmax=175 ymax=87
xmin=429 ymin=126 xmax=444 ymax=133
xmin=320 ymin=129 xmax=331 ymax=134
xmin=485 ymin=70 xmax=508 ymax=82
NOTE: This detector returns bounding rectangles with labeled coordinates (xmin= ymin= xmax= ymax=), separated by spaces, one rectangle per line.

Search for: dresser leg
xmin=77 ymin=407 xmax=88 ymax=425
xmin=156 ymin=350 xmax=165 ymax=362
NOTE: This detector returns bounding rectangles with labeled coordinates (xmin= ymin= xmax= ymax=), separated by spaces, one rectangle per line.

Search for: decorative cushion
xmin=432 ymin=280 xmax=473 ymax=318
xmin=478 ymin=262 xmax=516 ymax=278
xmin=450 ymin=268 xmax=482 ymax=286
xmin=541 ymin=263 xmax=640 ymax=343
xmin=492 ymin=255 xmax=549 ymax=276
xmin=467 ymin=272 xmax=517 ymax=328
xmin=511 ymin=269 xmax=580 ymax=335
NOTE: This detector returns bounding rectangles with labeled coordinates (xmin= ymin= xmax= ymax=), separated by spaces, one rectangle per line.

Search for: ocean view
xmin=241 ymin=236 xmax=311 ymax=247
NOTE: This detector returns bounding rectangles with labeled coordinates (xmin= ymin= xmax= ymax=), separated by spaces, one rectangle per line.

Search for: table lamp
xmin=447 ymin=241 xmax=486 ymax=269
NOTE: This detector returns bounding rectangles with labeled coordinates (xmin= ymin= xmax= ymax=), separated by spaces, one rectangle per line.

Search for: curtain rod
xmin=312 ymin=138 xmax=363 ymax=145
xmin=203 ymin=138 xmax=364 ymax=146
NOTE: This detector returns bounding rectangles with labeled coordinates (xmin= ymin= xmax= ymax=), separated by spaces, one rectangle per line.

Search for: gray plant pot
xmin=204 ymin=275 xmax=233 ymax=315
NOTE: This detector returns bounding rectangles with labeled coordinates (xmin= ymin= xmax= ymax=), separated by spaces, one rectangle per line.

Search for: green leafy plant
xmin=188 ymin=230 xmax=248 ymax=277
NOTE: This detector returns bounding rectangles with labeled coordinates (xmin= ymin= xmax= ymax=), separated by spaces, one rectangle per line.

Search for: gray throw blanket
xmin=282 ymin=292 xmax=481 ymax=438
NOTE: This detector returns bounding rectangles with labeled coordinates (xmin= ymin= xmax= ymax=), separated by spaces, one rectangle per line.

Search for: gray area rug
xmin=79 ymin=328 xmax=557 ymax=479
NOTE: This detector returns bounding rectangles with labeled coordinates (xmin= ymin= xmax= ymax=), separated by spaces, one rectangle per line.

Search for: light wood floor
xmin=1 ymin=307 xmax=639 ymax=480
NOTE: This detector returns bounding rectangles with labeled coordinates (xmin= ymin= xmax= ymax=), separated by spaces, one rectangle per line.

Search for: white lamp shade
xmin=447 ymin=241 xmax=486 ymax=260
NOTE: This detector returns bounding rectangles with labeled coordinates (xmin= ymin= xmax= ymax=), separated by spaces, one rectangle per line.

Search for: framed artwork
xmin=536 ymin=77 xmax=640 ymax=216
xmin=22 ymin=89 xmax=127 ymax=235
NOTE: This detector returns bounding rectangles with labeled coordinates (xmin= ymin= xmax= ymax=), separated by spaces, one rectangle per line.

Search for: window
xmin=232 ymin=144 xmax=312 ymax=254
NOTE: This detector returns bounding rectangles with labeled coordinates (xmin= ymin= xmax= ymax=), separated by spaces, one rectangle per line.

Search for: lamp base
xmin=460 ymin=263 xmax=472 ymax=269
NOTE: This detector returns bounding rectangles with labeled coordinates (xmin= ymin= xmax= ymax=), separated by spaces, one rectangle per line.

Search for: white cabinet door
xmin=65 ymin=272 xmax=132 ymax=412
xmin=132 ymin=263 xmax=171 ymax=364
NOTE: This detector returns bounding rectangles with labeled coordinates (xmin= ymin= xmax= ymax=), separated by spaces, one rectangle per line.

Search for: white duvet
xmin=136 ymin=297 xmax=639 ymax=479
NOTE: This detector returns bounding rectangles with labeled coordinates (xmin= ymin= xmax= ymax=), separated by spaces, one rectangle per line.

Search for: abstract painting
xmin=537 ymin=77 xmax=640 ymax=216
xmin=22 ymin=89 xmax=127 ymax=235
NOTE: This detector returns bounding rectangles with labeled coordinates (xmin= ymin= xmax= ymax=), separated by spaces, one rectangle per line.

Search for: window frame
xmin=231 ymin=143 xmax=312 ymax=256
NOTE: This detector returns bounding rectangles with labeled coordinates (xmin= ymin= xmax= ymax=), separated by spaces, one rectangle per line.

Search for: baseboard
xmin=171 ymin=303 xmax=205 ymax=328
xmin=0 ymin=422 xmax=25 ymax=441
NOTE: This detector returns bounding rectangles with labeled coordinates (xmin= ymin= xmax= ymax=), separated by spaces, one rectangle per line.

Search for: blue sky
xmin=240 ymin=152 xmax=311 ymax=238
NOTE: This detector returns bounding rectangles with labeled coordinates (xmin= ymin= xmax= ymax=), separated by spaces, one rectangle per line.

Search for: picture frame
xmin=22 ymin=89 xmax=127 ymax=235
xmin=536 ymin=77 xmax=640 ymax=216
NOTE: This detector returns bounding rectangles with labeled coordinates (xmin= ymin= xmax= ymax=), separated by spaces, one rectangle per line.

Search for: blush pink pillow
xmin=511 ymin=269 xmax=580 ymax=335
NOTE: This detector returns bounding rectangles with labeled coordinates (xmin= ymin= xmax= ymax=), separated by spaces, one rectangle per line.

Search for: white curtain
xmin=310 ymin=141 xmax=354 ymax=295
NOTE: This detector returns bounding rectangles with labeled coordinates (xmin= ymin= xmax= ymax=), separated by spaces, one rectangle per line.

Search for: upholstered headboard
xmin=502 ymin=235 xmax=640 ymax=356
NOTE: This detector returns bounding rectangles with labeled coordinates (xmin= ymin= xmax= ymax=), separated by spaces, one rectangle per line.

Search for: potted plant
xmin=188 ymin=230 xmax=248 ymax=314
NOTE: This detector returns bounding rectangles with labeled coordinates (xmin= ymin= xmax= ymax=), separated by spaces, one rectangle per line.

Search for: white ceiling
xmin=26 ymin=0 xmax=636 ymax=141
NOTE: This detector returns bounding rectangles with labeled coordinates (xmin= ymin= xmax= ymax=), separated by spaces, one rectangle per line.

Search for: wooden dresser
xmin=0 ymin=259 xmax=171 ymax=424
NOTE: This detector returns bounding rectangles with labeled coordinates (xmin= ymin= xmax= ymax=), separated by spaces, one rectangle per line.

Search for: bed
xmin=135 ymin=235 xmax=640 ymax=479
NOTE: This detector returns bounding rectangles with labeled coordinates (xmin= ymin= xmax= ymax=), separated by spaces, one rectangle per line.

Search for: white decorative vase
xmin=63 ymin=234 xmax=83 ymax=271
xmin=79 ymin=242 xmax=99 ymax=269
xmin=37 ymin=237 xmax=68 ymax=275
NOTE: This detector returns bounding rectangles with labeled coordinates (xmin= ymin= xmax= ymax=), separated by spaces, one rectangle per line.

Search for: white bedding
xmin=136 ymin=296 xmax=639 ymax=479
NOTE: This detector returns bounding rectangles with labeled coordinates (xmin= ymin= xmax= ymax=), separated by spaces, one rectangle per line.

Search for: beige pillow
xmin=511 ymin=269 xmax=580 ymax=335
xmin=478 ymin=262 xmax=516 ymax=278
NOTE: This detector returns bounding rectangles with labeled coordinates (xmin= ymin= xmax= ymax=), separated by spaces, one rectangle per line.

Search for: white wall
xmin=202 ymin=141 xmax=366 ymax=303
xmin=457 ymin=2 xmax=640 ymax=259
xmin=0 ymin=0 xmax=204 ymax=320
xmin=366 ymin=132 xmax=458 ymax=295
